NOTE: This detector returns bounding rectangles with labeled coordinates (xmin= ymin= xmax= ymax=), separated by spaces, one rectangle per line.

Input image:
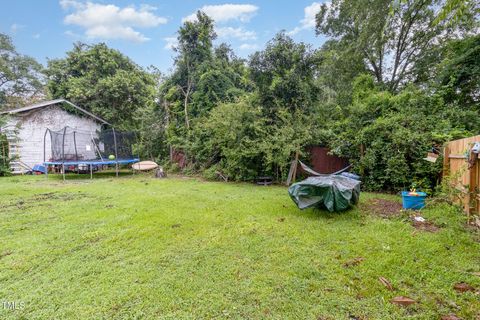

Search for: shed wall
xmin=7 ymin=106 xmax=101 ymax=170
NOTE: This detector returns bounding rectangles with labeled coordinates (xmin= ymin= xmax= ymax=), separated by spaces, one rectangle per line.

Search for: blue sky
xmin=0 ymin=0 xmax=328 ymax=73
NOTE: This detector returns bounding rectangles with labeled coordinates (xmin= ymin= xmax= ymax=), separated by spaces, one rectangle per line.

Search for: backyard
xmin=0 ymin=174 xmax=479 ymax=319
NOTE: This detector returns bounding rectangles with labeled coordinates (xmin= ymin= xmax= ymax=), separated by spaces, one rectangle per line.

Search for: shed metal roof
xmin=1 ymin=99 xmax=110 ymax=125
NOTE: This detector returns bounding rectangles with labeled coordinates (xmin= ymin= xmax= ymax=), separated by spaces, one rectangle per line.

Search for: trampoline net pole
xmin=43 ymin=129 xmax=48 ymax=178
xmin=62 ymin=127 xmax=66 ymax=180
xmin=73 ymin=131 xmax=78 ymax=161
xmin=43 ymin=129 xmax=48 ymax=163
xmin=112 ymin=127 xmax=119 ymax=177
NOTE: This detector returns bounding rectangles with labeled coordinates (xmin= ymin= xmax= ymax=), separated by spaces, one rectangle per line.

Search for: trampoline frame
xmin=43 ymin=126 xmax=139 ymax=180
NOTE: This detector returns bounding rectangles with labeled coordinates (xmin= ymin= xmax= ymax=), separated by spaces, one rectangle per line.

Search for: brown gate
xmin=443 ymin=135 xmax=480 ymax=220
xmin=307 ymin=146 xmax=349 ymax=174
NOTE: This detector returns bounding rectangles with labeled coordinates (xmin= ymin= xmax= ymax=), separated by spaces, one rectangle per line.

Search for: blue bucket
xmin=401 ymin=191 xmax=427 ymax=210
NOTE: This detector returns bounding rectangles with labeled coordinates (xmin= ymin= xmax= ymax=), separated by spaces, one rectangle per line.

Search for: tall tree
xmin=249 ymin=32 xmax=320 ymax=119
xmin=172 ymin=11 xmax=216 ymax=129
xmin=191 ymin=43 xmax=250 ymax=116
xmin=248 ymin=33 xmax=319 ymax=179
xmin=315 ymin=0 xmax=470 ymax=91
xmin=436 ymin=35 xmax=480 ymax=110
xmin=315 ymin=39 xmax=367 ymax=106
xmin=46 ymin=42 xmax=156 ymax=128
xmin=161 ymin=12 xmax=251 ymax=161
xmin=0 ymin=33 xmax=44 ymax=109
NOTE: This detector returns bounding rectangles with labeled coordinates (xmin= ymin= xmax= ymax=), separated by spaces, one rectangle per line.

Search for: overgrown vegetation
xmin=0 ymin=0 xmax=478 ymax=191
xmin=148 ymin=0 xmax=479 ymax=190
xmin=0 ymin=175 xmax=478 ymax=319
xmin=0 ymin=132 xmax=9 ymax=176
xmin=0 ymin=116 xmax=11 ymax=176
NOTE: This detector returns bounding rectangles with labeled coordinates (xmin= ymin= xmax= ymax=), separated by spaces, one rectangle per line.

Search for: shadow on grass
xmin=291 ymin=204 xmax=365 ymax=223
xmin=44 ymin=170 xmax=140 ymax=181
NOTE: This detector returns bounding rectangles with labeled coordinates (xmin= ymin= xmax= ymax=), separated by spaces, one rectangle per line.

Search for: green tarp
xmin=288 ymin=175 xmax=361 ymax=212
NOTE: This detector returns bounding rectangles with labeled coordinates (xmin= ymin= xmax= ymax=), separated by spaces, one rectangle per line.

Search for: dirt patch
xmin=411 ymin=218 xmax=441 ymax=233
xmin=32 ymin=192 xmax=81 ymax=201
xmin=362 ymin=198 xmax=403 ymax=218
xmin=343 ymin=257 xmax=365 ymax=268
xmin=1 ymin=192 xmax=91 ymax=211
xmin=0 ymin=250 xmax=13 ymax=259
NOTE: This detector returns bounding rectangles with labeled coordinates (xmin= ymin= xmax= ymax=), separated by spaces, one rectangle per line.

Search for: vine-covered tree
xmin=161 ymin=11 xmax=251 ymax=162
xmin=169 ymin=11 xmax=217 ymax=129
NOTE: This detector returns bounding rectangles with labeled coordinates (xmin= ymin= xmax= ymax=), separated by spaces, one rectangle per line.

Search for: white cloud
xmin=239 ymin=43 xmax=258 ymax=50
xmin=60 ymin=0 xmax=168 ymax=42
xmin=288 ymin=2 xmax=323 ymax=36
xmin=10 ymin=23 xmax=25 ymax=34
xmin=216 ymin=27 xmax=256 ymax=40
xmin=60 ymin=0 xmax=83 ymax=10
xmin=164 ymin=26 xmax=255 ymax=50
xmin=65 ymin=30 xmax=81 ymax=38
xmin=183 ymin=4 xmax=258 ymax=23
xmin=164 ymin=37 xmax=178 ymax=50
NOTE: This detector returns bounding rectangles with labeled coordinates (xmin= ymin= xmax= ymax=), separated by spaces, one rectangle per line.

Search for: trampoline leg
xmin=90 ymin=164 xmax=93 ymax=179
xmin=45 ymin=165 xmax=48 ymax=179
xmin=116 ymin=163 xmax=119 ymax=177
xmin=62 ymin=164 xmax=65 ymax=181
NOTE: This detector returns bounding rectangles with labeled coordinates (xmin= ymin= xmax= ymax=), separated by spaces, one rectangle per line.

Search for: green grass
xmin=0 ymin=174 xmax=479 ymax=319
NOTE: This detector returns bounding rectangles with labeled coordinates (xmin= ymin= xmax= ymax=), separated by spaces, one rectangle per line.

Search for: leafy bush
xmin=190 ymin=97 xmax=266 ymax=181
xmin=0 ymin=132 xmax=10 ymax=176
xmin=329 ymin=75 xmax=477 ymax=191
xmin=201 ymin=164 xmax=221 ymax=181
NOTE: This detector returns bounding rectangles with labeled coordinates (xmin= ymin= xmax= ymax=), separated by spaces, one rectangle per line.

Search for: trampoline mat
xmin=44 ymin=158 xmax=140 ymax=166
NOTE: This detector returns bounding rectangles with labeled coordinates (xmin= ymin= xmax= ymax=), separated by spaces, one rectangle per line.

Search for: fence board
xmin=444 ymin=135 xmax=480 ymax=219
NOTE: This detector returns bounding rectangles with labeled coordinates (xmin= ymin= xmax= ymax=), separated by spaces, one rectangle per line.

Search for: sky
xmin=0 ymin=0 xmax=328 ymax=73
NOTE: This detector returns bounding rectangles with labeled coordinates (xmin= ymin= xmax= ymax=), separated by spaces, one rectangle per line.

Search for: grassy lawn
xmin=0 ymin=174 xmax=479 ymax=319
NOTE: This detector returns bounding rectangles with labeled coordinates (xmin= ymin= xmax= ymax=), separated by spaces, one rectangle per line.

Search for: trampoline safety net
xmin=45 ymin=127 xmax=136 ymax=162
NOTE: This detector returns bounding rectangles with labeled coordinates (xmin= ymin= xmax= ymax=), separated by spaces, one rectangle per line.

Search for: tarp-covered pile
xmin=288 ymin=175 xmax=361 ymax=212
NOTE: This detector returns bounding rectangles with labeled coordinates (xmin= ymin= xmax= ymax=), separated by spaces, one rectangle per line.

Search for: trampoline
xmin=43 ymin=126 xmax=139 ymax=180
xmin=44 ymin=159 xmax=139 ymax=166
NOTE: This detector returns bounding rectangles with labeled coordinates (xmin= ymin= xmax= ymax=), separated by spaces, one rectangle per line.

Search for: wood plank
xmin=443 ymin=145 xmax=450 ymax=177
xmin=444 ymin=135 xmax=480 ymax=216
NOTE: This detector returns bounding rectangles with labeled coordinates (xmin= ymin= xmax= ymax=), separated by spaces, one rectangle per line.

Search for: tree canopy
xmin=0 ymin=33 xmax=44 ymax=110
xmin=46 ymin=42 xmax=156 ymax=128
xmin=315 ymin=0 xmax=475 ymax=91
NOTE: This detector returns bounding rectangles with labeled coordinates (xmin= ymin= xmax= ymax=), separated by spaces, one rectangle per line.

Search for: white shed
xmin=0 ymin=99 xmax=108 ymax=174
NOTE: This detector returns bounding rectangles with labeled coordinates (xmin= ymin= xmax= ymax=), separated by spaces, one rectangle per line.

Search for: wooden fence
xmin=443 ymin=135 xmax=480 ymax=220
xmin=307 ymin=146 xmax=349 ymax=174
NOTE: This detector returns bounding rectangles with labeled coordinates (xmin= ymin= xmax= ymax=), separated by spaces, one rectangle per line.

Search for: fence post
xmin=468 ymin=153 xmax=479 ymax=222
xmin=442 ymin=144 xmax=450 ymax=179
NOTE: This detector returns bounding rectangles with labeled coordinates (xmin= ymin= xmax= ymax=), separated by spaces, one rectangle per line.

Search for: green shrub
xmin=329 ymin=75 xmax=477 ymax=192
xmin=0 ymin=128 xmax=11 ymax=176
